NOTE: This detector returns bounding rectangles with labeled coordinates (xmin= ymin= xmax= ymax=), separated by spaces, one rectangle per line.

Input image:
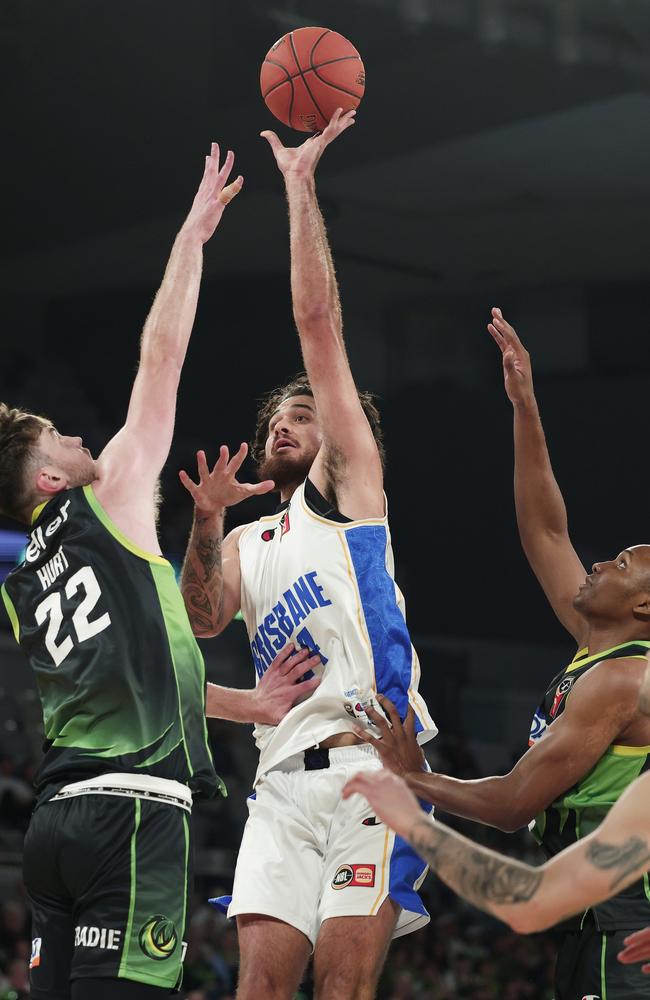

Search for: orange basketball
xmin=260 ymin=26 xmax=365 ymax=133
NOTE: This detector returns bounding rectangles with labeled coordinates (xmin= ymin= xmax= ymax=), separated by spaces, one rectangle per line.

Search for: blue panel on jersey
xmin=388 ymin=833 xmax=429 ymax=917
xmin=345 ymin=525 xmax=423 ymax=732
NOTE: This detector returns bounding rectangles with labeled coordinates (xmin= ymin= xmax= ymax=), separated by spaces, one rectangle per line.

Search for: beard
xmin=258 ymin=450 xmax=315 ymax=491
xmin=65 ymin=456 xmax=98 ymax=489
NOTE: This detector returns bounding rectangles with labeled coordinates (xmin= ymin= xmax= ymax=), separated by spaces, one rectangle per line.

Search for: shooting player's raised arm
xmin=262 ymin=111 xmax=383 ymax=520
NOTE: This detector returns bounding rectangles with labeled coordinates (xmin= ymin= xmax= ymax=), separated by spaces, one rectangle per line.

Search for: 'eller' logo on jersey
xmin=550 ymin=676 xmax=574 ymax=718
xmin=25 ymin=499 xmax=72 ymax=563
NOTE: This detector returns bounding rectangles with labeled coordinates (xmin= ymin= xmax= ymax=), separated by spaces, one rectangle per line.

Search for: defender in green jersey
xmin=348 ymin=313 xmax=650 ymax=998
xmin=0 ymin=147 xmax=318 ymax=1000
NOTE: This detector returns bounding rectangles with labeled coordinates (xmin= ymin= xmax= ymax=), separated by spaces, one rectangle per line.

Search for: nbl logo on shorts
xmin=331 ymin=864 xmax=376 ymax=889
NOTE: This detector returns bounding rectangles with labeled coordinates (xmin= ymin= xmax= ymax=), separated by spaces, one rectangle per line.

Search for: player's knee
xmin=237 ymin=965 xmax=297 ymax=1000
xmin=314 ymin=963 xmax=380 ymax=1000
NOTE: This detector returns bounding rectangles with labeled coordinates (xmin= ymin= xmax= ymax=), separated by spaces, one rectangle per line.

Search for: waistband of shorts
xmin=47 ymin=773 xmax=192 ymax=812
xmin=270 ymin=743 xmax=380 ymax=773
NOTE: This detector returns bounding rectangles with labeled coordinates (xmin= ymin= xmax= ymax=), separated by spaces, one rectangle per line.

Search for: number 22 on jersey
xmin=34 ymin=565 xmax=112 ymax=667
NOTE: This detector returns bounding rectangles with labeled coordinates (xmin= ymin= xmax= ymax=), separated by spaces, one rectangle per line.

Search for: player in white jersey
xmin=179 ymin=109 xmax=436 ymax=1000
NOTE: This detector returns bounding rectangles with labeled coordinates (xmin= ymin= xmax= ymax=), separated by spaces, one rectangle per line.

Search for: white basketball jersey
xmin=238 ymin=481 xmax=437 ymax=784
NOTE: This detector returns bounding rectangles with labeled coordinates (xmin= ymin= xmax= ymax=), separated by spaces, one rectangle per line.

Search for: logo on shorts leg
xmin=138 ymin=916 xmax=178 ymax=960
xmin=30 ymin=937 xmax=42 ymax=969
xmin=332 ymin=864 xmax=376 ymax=889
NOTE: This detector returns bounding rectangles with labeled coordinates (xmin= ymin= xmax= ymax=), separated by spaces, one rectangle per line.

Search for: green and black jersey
xmin=1 ymin=486 xmax=223 ymax=802
xmin=529 ymin=640 xmax=650 ymax=930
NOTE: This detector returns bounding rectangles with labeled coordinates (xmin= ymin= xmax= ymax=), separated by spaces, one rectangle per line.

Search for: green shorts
xmin=555 ymin=919 xmax=650 ymax=999
xmin=24 ymin=789 xmax=192 ymax=998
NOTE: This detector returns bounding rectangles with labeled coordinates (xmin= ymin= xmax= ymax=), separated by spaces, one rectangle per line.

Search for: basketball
xmin=260 ymin=26 xmax=365 ymax=133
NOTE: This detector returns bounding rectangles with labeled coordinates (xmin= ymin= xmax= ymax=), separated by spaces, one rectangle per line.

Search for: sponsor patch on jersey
xmin=550 ymin=676 xmax=575 ymax=718
xmin=30 ymin=937 xmax=42 ymax=969
xmin=332 ymin=864 xmax=376 ymax=889
xmin=261 ymin=528 xmax=276 ymax=542
xmin=362 ymin=816 xmax=382 ymax=826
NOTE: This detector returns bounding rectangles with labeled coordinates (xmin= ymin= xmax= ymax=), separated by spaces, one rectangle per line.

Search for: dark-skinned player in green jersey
xmin=0 ymin=145 xmax=319 ymax=1000
xmin=348 ymin=310 xmax=650 ymax=1000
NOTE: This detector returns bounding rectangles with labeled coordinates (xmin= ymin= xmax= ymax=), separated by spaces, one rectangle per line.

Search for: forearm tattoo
xmin=408 ymin=820 xmax=542 ymax=913
xmin=586 ymin=836 xmax=650 ymax=890
xmin=181 ymin=513 xmax=223 ymax=633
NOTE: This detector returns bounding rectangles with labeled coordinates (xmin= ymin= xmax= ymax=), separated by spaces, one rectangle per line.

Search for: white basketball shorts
xmin=226 ymin=743 xmax=432 ymax=945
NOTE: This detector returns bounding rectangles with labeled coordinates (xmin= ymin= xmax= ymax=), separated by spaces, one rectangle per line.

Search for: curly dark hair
xmin=0 ymin=404 xmax=48 ymax=522
xmin=251 ymin=372 xmax=385 ymax=470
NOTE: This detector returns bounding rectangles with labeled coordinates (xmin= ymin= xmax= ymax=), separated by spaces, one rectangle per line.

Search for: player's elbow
xmin=192 ymin=616 xmax=227 ymax=640
xmin=293 ymin=301 xmax=339 ymax=332
xmin=506 ymin=903 xmax=548 ymax=935
xmin=494 ymin=809 xmax=532 ymax=834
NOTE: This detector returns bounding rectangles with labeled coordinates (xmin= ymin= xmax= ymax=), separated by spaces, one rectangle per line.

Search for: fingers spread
xmin=272 ymin=643 xmax=297 ymax=672
xmin=227 ymin=442 xmax=248 ymax=474
xmin=405 ymin=705 xmax=417 ymax=739
xmin=178 ymin=470 xmax=199 ymax=496
xmin=196 ymin=450 xmax=210 ymax=479
xmin=219 ymin=176 xmax=244 ymax=206
xmin=260 ymin=130 xmax=282 ymax=153
xmin=295 ymin=676 xmax=321 ymax=697
xmin=245 ymin=480 xmax=275 ymax=496
xmin=366 ymin=704 xmax=391 ymax=737
xmin=286 ymin=652 xmax=321 ymax=681
xmin=377 ymin=694 xmax=402 ymax=731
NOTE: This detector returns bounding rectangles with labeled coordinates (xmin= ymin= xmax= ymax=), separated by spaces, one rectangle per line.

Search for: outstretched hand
xmin=182 ymin=143 xmax=244 ymax=244
xmin=179 ymin=443 xmax=274 ymax=515
xmin=261 ymin=107 xmax=356 ymax=179
xmin=356 ymin=695 xmax=426 ymax=779
xmin=487 ymin=308 xmax=535 ymax=407
xmin=343 ymin=768 xmax=421 ymax=840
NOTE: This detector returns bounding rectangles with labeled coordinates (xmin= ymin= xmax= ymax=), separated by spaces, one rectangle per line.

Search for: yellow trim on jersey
xmin=408 ymin=648 xmax=431 ymax=727
xmin=337 ymin=532 xmax=375 ymax=686
xmin=572 ymin=647 xmax=589 ymax=663
xmin=82 ymin=486 xmax=169 ymax=566
xmin=370 ymin=827 xmax=391 ymax=915
xmin=565 ymin=642 xmax=649 ymax=674
xmin=610 ymin=744 xmax=650 ymax=757
xmin=1 ymin=585 xmax=20 ymax=643
xmin=30 ymin=500 xmax=51 ymax=524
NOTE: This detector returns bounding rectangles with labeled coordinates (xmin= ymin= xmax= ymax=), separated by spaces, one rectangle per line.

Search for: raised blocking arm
xmin=489 ymin=308 xmax=587 ymax=645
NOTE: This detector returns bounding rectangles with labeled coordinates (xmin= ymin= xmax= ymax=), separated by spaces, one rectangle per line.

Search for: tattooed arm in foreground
xmin=179 ymin=447 xmax=321 ymax=723
xmin=343 ymin=769 xmax=650 ymax=935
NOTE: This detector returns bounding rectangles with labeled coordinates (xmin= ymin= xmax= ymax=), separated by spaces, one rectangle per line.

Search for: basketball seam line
xmin=310 ymin=29 xmax=364 ymax=101
xmin=262 ymin=56 xmax=297 ymax=111
xmin=310 ymin=66 xmax=363 ymax=102
xmin=262 ymin=55 xmax=360 ymax=100
xmin=289 ymin=29 xmax=328 ymax=128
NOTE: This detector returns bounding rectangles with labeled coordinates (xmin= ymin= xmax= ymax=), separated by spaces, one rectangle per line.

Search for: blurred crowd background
xmin=3 ymin=0 xmax=650 ymax=996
